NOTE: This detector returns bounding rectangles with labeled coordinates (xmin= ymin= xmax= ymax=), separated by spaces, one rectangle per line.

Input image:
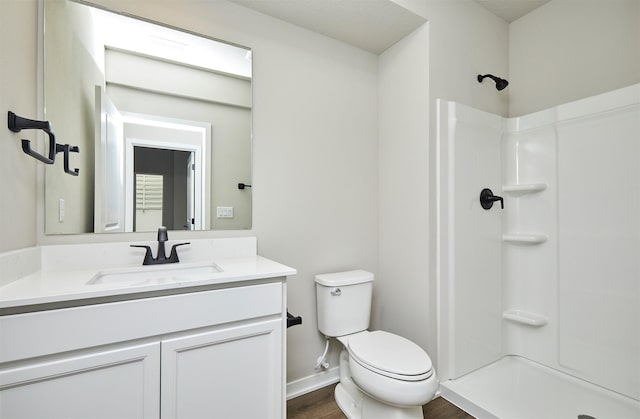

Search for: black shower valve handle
xmin=480 ymin=188 xmax=504 ymax=210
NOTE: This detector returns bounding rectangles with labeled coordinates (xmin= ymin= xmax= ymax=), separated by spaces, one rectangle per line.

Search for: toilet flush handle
xmin=331 ymin=288 xmax=342 ymax=296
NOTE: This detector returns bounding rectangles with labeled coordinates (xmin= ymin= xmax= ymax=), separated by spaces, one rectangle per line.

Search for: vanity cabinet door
xmin=161 ymin=318 xmax=283 ymax=419
xmin=0 ymin=342 xmax=160 ymax=419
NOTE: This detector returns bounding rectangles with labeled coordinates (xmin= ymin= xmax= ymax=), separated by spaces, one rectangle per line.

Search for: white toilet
xmin=315 ymin=270 xmax=438 ymax=419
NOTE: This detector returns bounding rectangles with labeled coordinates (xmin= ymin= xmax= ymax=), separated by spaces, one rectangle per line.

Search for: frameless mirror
xmin=44 ymin=0 xmax=252 ymax=234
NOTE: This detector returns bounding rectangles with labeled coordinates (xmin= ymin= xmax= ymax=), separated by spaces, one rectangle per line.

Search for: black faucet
xmin=131 ymin=226 xmax=190 ymax=265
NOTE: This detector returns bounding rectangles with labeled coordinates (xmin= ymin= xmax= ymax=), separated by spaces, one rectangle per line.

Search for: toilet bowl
xmin=315 ymin=270 xmax=438 ymax=419
xmin=342 ymin=331 xmax=437 ymax=407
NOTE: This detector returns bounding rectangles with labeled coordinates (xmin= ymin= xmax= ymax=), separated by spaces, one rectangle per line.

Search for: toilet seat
xmin=347 ymin=331 xmax=433 ymax=382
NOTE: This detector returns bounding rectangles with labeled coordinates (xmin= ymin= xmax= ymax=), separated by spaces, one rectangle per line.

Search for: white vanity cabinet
xmin=0 ymin=279 xmax=287 ymax=419
xmin=0 ymin=342 xmax=161 ymax=418
xmin=161 ymin=318 xmax=282 ymax=419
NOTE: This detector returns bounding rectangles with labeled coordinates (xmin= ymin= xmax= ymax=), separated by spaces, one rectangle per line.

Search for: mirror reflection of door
xmin=133 ymin=147 xmax=194 ymax=232
xmin=122 ymin=114 xmax=210 ymax=232
xmin=94 ymin=86 xmax=125 ymax=233
xmin=95 ymin=89 xmax=210 ymax=233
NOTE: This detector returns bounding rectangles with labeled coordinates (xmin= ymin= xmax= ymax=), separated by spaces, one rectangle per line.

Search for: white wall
xmin=509 ymin=0 xmax=640 ymax=116
xmin=377 ymin=23 xmax=431 ymax=353
xmin=0 ymin=0 xmax=38 ymax=253
xmin=378 ymin=0 xmax=509 ymax=368
xmin=238 ymin=5 xmax=379 ymax=385
xmin=413 ymin=0 xmax=510 ymax=118
xmin=393 ymin=0 xmax=509 ymax=114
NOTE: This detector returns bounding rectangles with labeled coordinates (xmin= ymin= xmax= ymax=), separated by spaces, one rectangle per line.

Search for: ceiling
xmin=228 ymin=0 xmax=426 ymax=54
xmin=475 ymin=0 xmax=551 ymax=23
xmin=228 ymin=0 xmax=551 ymax=54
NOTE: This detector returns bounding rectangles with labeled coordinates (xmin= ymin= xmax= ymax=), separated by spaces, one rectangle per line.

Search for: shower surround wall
xmin=437 ymin=84 xmax=640 ymax=415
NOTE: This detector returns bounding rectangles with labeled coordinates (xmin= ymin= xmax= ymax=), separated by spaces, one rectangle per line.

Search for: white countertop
xmin=0 ymin=238 xmax=296 ymax=311
xmin=0 ymin=256 xmax=296 ymax=310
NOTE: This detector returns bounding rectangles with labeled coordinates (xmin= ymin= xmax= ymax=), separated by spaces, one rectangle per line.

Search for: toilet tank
xmin=315 ymin=270 xmax=374 ymax=337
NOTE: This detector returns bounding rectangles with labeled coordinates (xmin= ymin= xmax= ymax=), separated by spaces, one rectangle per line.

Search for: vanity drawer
xmin=0 ymin=281 xmax=283 ymax=363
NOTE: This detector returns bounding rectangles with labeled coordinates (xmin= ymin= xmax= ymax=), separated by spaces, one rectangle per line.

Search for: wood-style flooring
xmin=287 ymin=384 xmax=475 ymax=419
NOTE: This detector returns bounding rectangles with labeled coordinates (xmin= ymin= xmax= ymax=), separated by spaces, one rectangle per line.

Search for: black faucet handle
xmin=130 ymin=245 xmax=154 ymax=265
xmin=157 ymin=226 xmax=168 ymax=242
xmin=168 ymin=242 xmax=190 ymax=263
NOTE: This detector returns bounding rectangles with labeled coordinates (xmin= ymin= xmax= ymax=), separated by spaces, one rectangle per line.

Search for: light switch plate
xmin=216 ymin=206 xmax=234 ymax=218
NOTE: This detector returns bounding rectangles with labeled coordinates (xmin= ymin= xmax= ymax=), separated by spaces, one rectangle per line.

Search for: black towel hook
xmin=56 ymin=143 xmax=80 ymax=176
xmin=8 ymin=111 xmax=56 ymax=164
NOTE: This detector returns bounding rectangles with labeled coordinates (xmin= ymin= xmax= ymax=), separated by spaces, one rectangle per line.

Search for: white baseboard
xmin=286 ymin=366 xmax=340 ymax=400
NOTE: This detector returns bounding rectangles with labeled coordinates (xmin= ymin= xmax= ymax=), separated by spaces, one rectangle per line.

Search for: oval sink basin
xmin=87 ymin=263 xmax=223 ymax=286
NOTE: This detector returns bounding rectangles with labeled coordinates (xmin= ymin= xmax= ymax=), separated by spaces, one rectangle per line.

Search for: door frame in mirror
xmin=121 ymin=112 xmax=212 ymax=232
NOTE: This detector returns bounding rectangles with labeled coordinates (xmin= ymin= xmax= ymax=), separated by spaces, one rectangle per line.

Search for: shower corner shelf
xmin=503 ymin=310 xmax=548 ymax=327
xmin=502 ymin=233 xmax=548 ymax=245
xmin=502 ymin=183 xmax=547 ymax=195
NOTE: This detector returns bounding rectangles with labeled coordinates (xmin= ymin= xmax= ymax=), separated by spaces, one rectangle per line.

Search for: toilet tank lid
xmin=315 ymin=270 xmax=374 ymax=286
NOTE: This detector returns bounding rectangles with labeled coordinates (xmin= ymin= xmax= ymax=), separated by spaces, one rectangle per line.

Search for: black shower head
xmin=477 ymin=74 xmax=509 ymax=91
xmin=495 ymin=78 xmax=509 ymax=91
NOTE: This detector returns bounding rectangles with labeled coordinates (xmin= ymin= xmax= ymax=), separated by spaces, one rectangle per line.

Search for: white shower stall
xmin=436 ymin=84 xmax=639 ymax=418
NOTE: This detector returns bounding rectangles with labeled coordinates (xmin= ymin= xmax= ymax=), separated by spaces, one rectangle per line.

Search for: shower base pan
xmin=440 ymin=356 xmax=640 ymax=419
